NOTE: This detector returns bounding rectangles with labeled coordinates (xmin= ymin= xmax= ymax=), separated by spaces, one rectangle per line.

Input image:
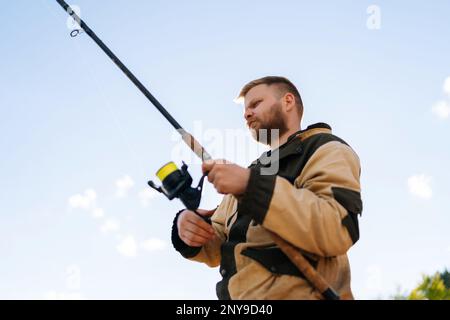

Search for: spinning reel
xmin=148 ymin=162 xmax=210 ymax=223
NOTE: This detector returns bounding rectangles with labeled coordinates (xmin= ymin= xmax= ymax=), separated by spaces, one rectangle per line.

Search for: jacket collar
xmin=253 ymin=123 xmax=332 ymax=167
xmin=287 ymin=122 xmax=332 ymax=143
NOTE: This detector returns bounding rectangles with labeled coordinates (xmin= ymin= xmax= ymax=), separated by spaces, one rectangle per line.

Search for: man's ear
xmin=283 ymin=93 xmax=296 ymax=112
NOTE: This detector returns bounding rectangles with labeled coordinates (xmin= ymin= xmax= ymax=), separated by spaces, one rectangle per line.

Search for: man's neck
xmin=270 ymin=126 xmax=301 ymax=150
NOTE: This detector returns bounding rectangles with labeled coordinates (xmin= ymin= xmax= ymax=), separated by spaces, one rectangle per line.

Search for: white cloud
xmin=116 ymin=175 xmax=134 ymax=198
xmin=91 ymin=208 xmax=105 ymax=219
xmin=84 ymin=189 xmax=96 ymax=200
xmin=117 ymin=235 xmax=138 ymax=258
xmin=408 ymin=174 xmax=432 ymax=199
xmin=141 ymin=238 xmax=167 ymax=252
xmin=68 ymin=189 xmax=106 ymax=221
xmin=138 ymin=188 xmax=159 ymax=207
xmin=68 ymin=189 xmax=96 ymax=210
xmin=43 ymin=291 xmax=83 ymax=300
xmin=443 ymin=76 xmax=450 ymax=96
xmin=432 ymin=100 xmax=450 ymax=119
xmin=100 ymin=218 xmax=121 ymax=234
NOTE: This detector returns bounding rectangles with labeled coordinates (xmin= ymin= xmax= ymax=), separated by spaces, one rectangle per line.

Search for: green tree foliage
xmin=408 ymin=270 xmax=450 ymax=300
xmin=440 ymin=269 xmax=450 ymax=289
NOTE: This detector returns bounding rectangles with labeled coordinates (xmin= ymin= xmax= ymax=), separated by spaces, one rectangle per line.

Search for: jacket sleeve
xmin=237 ymin=141 xmax=363 ymax=258
xmin=171 ymin=195 xmax=233 ymax=267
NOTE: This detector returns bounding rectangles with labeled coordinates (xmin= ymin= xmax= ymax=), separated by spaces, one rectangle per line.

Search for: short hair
xmin=237 ymin=76 xmax=303 ymax=116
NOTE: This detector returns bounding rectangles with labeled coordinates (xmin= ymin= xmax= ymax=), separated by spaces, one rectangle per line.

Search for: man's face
xmin=243 ymin=84 xmax=288 ymax=145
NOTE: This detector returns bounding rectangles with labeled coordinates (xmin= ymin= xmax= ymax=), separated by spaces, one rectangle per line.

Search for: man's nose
xmin=244 ymin=109 xmax=253 ymax=120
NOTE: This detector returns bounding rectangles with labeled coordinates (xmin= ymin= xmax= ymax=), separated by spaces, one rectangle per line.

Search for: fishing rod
xmin=55 ymin=0 xmax=210 ymax=215
xmin=55 ymin=0 xmax=340 ymax=300
xmin=55 ymin=0 xmax=210 ymax=163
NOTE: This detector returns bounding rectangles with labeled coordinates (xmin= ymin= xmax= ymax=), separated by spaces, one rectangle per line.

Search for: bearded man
xmin=171 ymin=76 xmax=363 ymax=300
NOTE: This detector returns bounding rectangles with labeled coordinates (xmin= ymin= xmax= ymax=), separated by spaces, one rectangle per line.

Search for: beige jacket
xmin=172 ymin=123 xmax=363 ymax=300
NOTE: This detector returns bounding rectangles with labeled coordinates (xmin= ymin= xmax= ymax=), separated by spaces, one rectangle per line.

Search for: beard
xmin=250 ymin=102 xmax=289 ymax=145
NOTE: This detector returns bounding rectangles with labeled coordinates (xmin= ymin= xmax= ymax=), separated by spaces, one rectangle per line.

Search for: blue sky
xmin=0 ymin=0 xmax=449 ymax=299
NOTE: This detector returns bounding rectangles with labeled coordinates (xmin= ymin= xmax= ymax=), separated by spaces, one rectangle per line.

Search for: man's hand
xmin=202 ymin=159 xmax=250 ymax=196
xmin=177 ymin=209 xmax=216 ymax=247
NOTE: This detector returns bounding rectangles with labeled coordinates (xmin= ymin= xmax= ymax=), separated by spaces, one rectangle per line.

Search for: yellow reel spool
xmin=156 ymin=162 xmax=179 ymax=182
